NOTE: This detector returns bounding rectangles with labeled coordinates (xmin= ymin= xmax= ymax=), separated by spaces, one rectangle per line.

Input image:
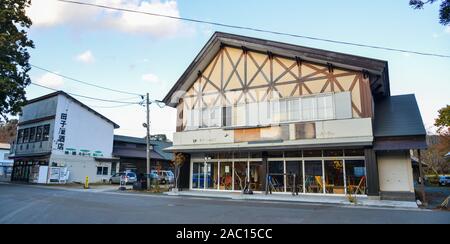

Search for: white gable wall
xmin=52 ymin=95 xmax=114 ymax=157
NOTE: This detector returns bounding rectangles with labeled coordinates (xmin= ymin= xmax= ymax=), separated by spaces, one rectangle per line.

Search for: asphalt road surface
xmin=0 ymin=183 xmax=449 ymax=224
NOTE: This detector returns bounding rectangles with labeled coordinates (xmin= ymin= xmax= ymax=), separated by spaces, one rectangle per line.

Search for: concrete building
xmin=0 ymin=143 xmax=13 ymax=179
xmin=163 ymin=32 xmax=427 ymax=201
xmin=9 ymin=91 xmax=120 ymax=184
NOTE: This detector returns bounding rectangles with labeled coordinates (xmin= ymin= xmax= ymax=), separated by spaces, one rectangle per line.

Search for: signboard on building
xmin=56 ymin=112 xmax=68 ymax=151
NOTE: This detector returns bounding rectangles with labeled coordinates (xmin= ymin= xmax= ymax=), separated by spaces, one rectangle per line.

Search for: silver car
xmin=109 ymin=172 xmax=137 ymax=184
xmin=151 ymin=170 xmax=175 ymax=184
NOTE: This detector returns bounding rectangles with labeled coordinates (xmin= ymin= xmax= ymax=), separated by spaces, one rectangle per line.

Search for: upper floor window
xmin=29 ymin=127 xmax=36 ymax=143
xmin=35 ymin=126 xmax=43 ymax=142
xmin=184 ymin=93 xmax=337 ymax=130
xmin=42 ymin=125 xmax=50 ymax=141
xmin=23 ymin=128 xmax=29 ymax=143
xmin=16 ymin=124 xmax=51 ymax=144
xmin=17 ymin=129 xmax=24 ymax=144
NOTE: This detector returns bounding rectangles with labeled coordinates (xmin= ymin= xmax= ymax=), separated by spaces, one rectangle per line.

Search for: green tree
xmin=410 ymin=0 xmax=450 ymax=25
xmin=0 ymin=0 xmax=34 ymax=122
xmin=435 ymin=105 xmax=450 ymax=133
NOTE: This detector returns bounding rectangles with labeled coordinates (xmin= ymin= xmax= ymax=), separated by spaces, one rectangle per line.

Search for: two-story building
xmin=113 ymin=135 xmax=173 ymax=175
xmin=10 ymin=91 xmax=120 ymax=184
xmin=162 ymin=32 xmax=427 ymax=201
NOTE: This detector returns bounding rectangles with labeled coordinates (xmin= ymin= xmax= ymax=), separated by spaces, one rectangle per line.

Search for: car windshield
xmin=127 ymin=173 xmax=135 ymax=177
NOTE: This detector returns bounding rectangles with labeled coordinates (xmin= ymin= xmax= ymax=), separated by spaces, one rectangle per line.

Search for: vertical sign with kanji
xmin=56 ymin=112 xmax=67 ymax=151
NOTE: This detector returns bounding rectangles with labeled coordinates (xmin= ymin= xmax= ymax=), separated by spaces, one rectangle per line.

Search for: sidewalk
xmin=165 ymin=190 xmax=420 ymax=209
xmin=0 ymin=181 xmax=130 ymax=193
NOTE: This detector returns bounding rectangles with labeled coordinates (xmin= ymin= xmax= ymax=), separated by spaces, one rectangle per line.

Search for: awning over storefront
xmin=94 ymin=156 xmax=121 ymax=162
xmin=8 ymin=152 xmax=51 ymax=160
xmin=164 ymin=136 xmax=373 ymax=153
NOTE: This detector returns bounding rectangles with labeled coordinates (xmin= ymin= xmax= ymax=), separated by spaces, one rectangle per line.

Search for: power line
xmin=57 ymin=0 xmax=450 ymax=59
xmin=88 ymin=103 xmax=139 ymax=109
xmin=30 ymin=64 xmax=145 ymax=97
xmin=31 ymin=82 xmax=143 ymax=105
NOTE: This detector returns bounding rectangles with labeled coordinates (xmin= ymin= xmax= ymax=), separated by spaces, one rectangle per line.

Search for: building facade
xmin=0 ymin=143 xmax=13 ymax=179
xmin=113 ymin=135 xmax=173 ymax=176
xmin=10 ymin=91 xmax=120 ymax=184
xmin=163 ymin=32 xmax=427 ymax=201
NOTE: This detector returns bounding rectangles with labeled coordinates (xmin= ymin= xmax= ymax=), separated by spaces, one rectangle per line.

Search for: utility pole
xmin=146 ymin=93 xmax=151 ymax=190
xmin=418 ymin=149 xmax=427 ymax=206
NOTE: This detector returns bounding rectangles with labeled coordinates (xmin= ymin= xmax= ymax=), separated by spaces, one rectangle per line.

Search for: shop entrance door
xmin=249 ymin=162 xmax=265 ymax=191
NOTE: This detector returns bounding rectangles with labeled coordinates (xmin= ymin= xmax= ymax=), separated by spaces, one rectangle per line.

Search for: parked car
xmin=109 ymin=172 xmax=137 ymax=184
xmin=133 ymin=172 xmax=159 ymax=189
xmin=151 ymin=170 xmax=175 ymax=184
xmin=439 ymin=175 xmax=450 ymax=186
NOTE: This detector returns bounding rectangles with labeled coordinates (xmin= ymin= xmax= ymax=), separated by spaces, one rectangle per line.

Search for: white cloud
xmin=36 ymin=72 xmax=64 ymax=89
xmin=142 ymin=73 xmax=160 ymax=83
xmin=27 ymin=0 xmax=191 ymax=38
xmin=445 ymin=26 xmax=450 ymax=34
xmin=75 ymin=50 xmax=95 ymax=63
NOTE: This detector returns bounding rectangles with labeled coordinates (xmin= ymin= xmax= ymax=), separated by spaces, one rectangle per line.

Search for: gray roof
xmin=373 ymin=94 xmax=426 ymax=137
xmin=112 ymin=148 xmax=165 ymax=160
xmin=114 ymin=135 xmax=147 ymax=145
xmin=151 ymin=140 xmax=173 ymax=161
xmin=113 ymin=135 xmax=173 ymax=161
xmin=27 ymin=91 xmax=120 ymax=128
xmin=163 ymin=31 xmax=390 ymax=107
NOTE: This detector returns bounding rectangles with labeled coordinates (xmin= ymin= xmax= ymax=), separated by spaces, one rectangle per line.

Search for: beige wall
xmin=178 ymin=46 xmax=373 ymax=130
xmin=377 ymin=151 xmax=414 ymax=193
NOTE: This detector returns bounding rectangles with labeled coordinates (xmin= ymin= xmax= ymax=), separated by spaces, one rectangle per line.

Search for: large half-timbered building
xmin=163 ymin=32 xmax=426 ymax=201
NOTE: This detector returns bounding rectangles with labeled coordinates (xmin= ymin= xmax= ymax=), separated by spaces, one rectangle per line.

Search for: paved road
xmin=0 ymin=183 xmax=449 ymax=224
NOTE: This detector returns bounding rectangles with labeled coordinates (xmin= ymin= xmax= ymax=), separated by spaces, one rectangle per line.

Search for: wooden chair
xmin=355 ymin=176 xmax=366 ymax=194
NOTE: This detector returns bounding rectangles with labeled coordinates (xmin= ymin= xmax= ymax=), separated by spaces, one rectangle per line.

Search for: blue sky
xmin=23 ymin=0 xmax=450 ymax=139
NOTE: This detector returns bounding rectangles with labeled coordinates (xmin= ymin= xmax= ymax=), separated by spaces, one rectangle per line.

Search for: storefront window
xmin=284 ymin=150 xmax=302 ymax=158
xmin=324 ymin=160 xmax=345 ymax=194
xmin=303 ymin=150 xmax=322 ymax=157
xmin=233 ymin=162 xmax=247 ymax=191
xmin=345 ymin=160 xmax=366 ymax=195
xmin=323 ymin=149 xmax=343 ymax=157
xmin=268 ymin=161 xmax=284 ymax=192
xmin=286 ymin=161 xmax=303 ymax=193
xmin=192 ymin=162 xmax=205 ymax=189
xmin=206 ymin=162 xmax=218 ymax=189
xmin=234 ymin=152 xmax=248 ymax=159
xmin=344 ymin=149 xmax=365 ymax=157
xmin=249 ymin=162 xmax=264 ymax=191
xmin=219 ymin=162 xmax=232 ymax=190
xmin=304 ymin=160 xmax=323 ymax=193
xmin=249 ymin=152 xmax=262 ymax=158
xmin=267 ymin=151 xmax=283 ymax=158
